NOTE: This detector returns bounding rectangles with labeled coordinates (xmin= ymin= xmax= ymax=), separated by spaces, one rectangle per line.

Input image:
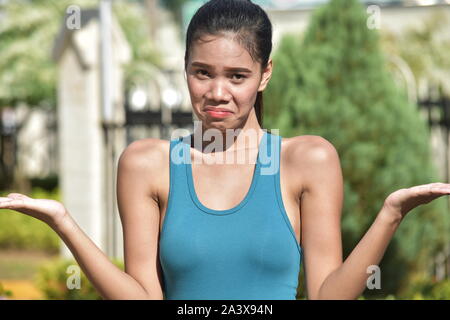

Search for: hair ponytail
xmin=255 ymin=91 xmax=263 ymax=127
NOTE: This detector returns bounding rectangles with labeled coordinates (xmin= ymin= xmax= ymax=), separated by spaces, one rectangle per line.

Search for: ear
xmin=257 ymin=58 xmax=273 ymax=92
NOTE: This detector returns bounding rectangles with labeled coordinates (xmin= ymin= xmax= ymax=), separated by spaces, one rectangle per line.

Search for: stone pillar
xmin=52 ymin=8 xmax=131 ymax=259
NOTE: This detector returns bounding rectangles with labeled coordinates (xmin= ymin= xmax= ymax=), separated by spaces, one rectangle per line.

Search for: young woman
xmin=1 ymin=0 xmax=449 ymax=300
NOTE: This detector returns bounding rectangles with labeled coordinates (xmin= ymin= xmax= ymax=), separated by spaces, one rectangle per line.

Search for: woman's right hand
xmin=0 ymin=193 xmax=69 ymax=229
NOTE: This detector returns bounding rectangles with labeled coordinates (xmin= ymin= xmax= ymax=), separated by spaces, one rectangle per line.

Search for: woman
xmin=0 ymin=0 xmax=449 ymax=300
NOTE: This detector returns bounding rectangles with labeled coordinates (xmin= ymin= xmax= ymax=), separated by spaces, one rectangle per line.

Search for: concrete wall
xmin=55 ymin=13 xmax=130 ymax=259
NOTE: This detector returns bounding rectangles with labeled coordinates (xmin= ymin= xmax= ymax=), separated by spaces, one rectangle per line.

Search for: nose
xmin=206 ymin=78 xmax=232 ymax=103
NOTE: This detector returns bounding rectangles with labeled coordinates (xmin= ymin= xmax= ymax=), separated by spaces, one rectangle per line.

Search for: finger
xmin=430 ymin=184 xmax=450 ymax=193
xmin=429 ymin=183 xmax=450 ymax=189
xmin=0 ymin=199 xmax=46 ymax=221
xmin=409 ymin=185 xmax=433 ymax=196
xmin=0 ymin=199 xmax=25 ymax=208
xmin=0 ymin=199 xmax=42 ymax=219
xmin=0 ymin=194 xmax=24 ymax=204
xmin=411 ymin=182 xmax=449 ymax=189
xmin=412 ymin=183 xmax=450 ymax=192
xmin=0 ymin=198 xmax=37 ymax=213
xmin=7 ymin=193 xmax=31 ymax=200
xmin=406 ymin=186 xmax=447 ymax=201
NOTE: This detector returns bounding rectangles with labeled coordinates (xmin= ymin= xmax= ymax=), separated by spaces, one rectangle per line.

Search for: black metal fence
xmin=418 ymin=95 xmax=450 ymax=281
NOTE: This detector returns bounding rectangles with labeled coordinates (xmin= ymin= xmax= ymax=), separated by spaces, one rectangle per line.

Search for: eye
xmin=195 ymin=69 xmax=209 ymax=77
xmin=232 ymin=74 xmax=246 ymax=81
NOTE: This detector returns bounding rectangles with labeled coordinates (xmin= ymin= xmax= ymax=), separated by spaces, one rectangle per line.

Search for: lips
xmin=204 ymin=107 xmax=233 ymax=113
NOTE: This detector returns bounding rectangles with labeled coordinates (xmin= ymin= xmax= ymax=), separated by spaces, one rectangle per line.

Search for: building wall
xmin=267 ymin=4 xmax=450 ymax=49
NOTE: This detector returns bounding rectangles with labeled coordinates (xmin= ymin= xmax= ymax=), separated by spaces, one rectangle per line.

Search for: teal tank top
xmin=159 ymin=130 xmax=302 ymax=300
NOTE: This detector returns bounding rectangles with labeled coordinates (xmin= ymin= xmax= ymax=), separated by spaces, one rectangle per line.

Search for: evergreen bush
xmin=264 ymin=0 xmax=448 ymax=297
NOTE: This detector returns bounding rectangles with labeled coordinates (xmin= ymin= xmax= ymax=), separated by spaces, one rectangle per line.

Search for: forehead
xmin=188 ymin=34 xmax=257 ymax=69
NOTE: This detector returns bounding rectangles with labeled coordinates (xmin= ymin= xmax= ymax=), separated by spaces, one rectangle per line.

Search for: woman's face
xmin=185 ymin=34 xmax=272 ymax=131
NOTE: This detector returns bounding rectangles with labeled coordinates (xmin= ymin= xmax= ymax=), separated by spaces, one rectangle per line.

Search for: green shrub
xmin=0 ymin=281 xmax=13 ymax=299
xmin=0 ymin=188 xmax=61 ymax=253
xmin=264 ymin=0 xmax=447 ymax=297
xmin=400 ymin=272 xmax=450 ymax=300
xmin=35 ymin=258 xmax=124 ymax=300
xmin=29 ymin=175 xmax=58 ymax=192
xmin=358 ymin=292 xmax=398 ymax=300
xmin=429 ymin=280 xmax=450 ymax=299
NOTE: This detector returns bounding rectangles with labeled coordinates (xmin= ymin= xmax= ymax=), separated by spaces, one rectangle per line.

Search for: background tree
xmin=0 ymin=0 xmax=161 ymax=191
xmin=264 ymin=0 xmax=448 ymax=298
xmin=0 ymin=0 xmax=161 ymax=107
xmin=381 ymin=10 xmax=450 ymax=98
xmin=160 ymin=0 xmax=189 ymax=25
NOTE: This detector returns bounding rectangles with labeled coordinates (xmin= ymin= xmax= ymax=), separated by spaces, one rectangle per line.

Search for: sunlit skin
xmin=185 ymin=33 xmax=272 ymax=153
xmin=1 ymin=33 xmax=450 ymax=300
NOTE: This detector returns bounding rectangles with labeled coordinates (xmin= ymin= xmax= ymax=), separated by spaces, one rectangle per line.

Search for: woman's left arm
xmin=297 ymin=136 xmax=450 ymax=300
xmin=316 ymin=202 xmax=402 ymax=299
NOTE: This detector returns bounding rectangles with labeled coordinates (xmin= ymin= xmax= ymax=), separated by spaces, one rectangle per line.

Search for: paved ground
xmin=0 ymin=279 xmax=43 ymax=299
xmin=0 ymin=249 xmax=57 ymax=299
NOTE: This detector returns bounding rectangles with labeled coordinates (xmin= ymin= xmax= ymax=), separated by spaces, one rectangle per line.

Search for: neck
xmin=191 ymin=110 xmax=264 ymax=154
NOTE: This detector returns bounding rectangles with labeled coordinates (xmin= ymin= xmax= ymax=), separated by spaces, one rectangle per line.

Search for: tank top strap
xmin=252 ymin=132 xmax=302 ymax=255
xmin=168 ymin=131 xmax=284 ymax=217
xmin=169 ymin=131 xmax=281 ymax=204
xmin=163 ymin=136 xmax=193 ymax=236
xmin=258 ymin=130 xmax=280 ymax=178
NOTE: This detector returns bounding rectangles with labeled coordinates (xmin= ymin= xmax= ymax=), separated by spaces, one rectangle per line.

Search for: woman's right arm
xmin=0 ymin=139 xmax=165 ymax=300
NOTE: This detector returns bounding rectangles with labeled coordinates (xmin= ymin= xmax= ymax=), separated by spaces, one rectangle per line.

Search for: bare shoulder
xmin=118 ymin=138 xmax=170 ymax=198
xmin=284 ymin=135 xmax=339 ymax=165
xmin=119 ymin=138 xmax=169 ymax=166
xmin=283 ymin=135 xmax=341 ymax=194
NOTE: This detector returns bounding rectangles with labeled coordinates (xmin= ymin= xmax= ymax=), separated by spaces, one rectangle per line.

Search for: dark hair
xmin=184 ymin=0 xmax=273 ymax=127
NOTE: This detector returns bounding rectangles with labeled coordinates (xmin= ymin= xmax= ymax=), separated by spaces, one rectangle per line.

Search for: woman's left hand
xmin=383 ymin=182 xmax=450 ymax=220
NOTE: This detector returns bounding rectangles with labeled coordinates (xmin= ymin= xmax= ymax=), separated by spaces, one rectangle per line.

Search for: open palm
xmin=384 ymin=183 xmax=450 ymax=219
xmin=0 ymin=193 xmax=67 ymax=228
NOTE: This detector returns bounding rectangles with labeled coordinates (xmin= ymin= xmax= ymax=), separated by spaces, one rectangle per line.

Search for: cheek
xmin=186 ymin=78 xmax=205 ymax=100
xmin=187 ymin=77 xmax=258 ymax=107
xmin=234 ymin=85 xmax=259 ymax=107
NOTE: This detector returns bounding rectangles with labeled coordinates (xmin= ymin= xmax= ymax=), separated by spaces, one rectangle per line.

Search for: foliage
xmin=0 ymin=281 xmax=14 ymax=299
xmin=0 ymin=0 xmax=161 ymax=108
xmin=29 ymin=175 xmax=59 ymax=193
xmin=159 ymin=0 xmax=189 ymax=24
xmin=35 ymin=258 xmax=124 ymax=300
xmin=113 ymin=0 xmax=163 ymax=84
xmin=358 ymin=294 xmax=397 ymax=300
xmin=0 ymin=0 xmax=63 ymax=107
xmin=398 ymin=272 xmax=450 ymax=300
xmin=264 ymin=0 xmax=448 ymax=297
xmin=381 ymin=10 xmax=450 ymax=97
xmin=0 ymin=188 xmax=61 ymax=253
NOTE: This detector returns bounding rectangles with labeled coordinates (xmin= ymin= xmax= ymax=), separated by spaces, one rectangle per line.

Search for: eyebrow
xmin=191 ymin=62 xmax=253 ymax=73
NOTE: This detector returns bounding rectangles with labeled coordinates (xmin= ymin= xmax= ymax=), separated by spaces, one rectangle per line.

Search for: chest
xmin=157 ymin=138 xmax=303 ymax=246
